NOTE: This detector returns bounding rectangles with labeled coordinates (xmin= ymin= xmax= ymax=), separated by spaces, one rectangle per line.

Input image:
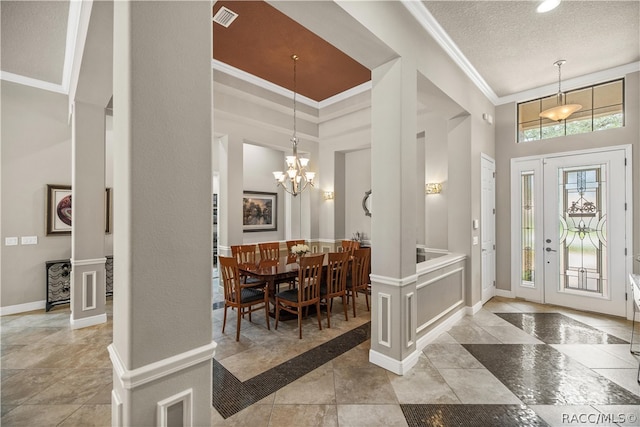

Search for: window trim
xmin=516 ymin=78 xmax=625 ymax=143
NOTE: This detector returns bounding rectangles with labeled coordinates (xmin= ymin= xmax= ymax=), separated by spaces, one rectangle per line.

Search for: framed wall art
xmin=46 ymin=185 xmax=113 ymax=235
xmin=242 ymin=191 xmax=277 ymax=232
xmin=46 ymin=184 xmax=72 ymax=235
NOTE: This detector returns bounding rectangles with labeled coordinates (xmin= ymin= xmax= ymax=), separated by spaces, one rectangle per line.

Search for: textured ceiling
xmin=1 ymin=1 xmax=639 ymax=103
xmin=0 ymin=1 xmax=69 ymax=83
xmin=424 ymin=0 xmax=640 ymax=97
xmin=213 ymin=1 xmax=371 ymax=102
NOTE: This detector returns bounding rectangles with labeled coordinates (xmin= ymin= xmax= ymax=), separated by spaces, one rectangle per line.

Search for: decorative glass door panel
xmin=543 ymin=149 xmax=627 ymax=317
xmin=521 ymin=171 xmax=535 ymax=287
xmin=557 ymin=166 xmax=608 ymax=297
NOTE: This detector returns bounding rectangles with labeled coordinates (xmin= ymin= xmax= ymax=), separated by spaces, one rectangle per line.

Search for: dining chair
xmin=219 ymin=256 xmax=270 ymax=341
xmin=286 ymin=239 xmax=306 ymax=264
xmin=320 ymin=251 xmax=350 ymax=328
xmin=230 ymin=244 xmax=261 ymax=284
xmin=258 ymin=242 xmax=280 ymax=266
xmin=340 ymin=240 xmax=360 ymax=253
xmin=274 ymin=253 xmax=324 ymax=339
xmin=345 ymin=247 xmax=370 ymax=317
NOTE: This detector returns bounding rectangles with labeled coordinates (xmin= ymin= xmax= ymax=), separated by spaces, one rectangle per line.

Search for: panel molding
xmin=157 ymin=388 xmax=193 ymax=427
xmin=377 ymin=292 xmax=391 ymax=348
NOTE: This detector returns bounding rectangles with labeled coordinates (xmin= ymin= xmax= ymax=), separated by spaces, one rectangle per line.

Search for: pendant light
xmin=539 ymin=60 xmax=582 ymax=122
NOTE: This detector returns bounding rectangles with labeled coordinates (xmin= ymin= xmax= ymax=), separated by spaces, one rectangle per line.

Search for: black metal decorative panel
xmin=45 ymin=259 xmax=71 ymax=312
xmin=106 ymin=256 xmax=113 ymax=296
xmin=45 ymin=256 xmax=114 ymax=312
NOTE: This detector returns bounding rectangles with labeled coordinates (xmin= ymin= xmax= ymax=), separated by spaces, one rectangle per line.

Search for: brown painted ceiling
xmin=212 ymin=1 xmax=371 ymax=102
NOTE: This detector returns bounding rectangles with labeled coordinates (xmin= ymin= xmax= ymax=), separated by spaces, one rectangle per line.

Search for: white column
xmin=218 ymin=135 xmax=244 ymax=254
xmin=368 ymin=57 xmax=419 ymax=375
xmin=110 ymin=2 xmax=214 ymax=425
xmin=70 ymin=100 xmax=107 ymax=329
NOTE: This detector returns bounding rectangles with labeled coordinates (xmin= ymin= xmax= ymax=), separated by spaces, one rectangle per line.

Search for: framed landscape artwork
xmin=243 ymin=191 xmax=277 ymax=232
xmin=46 ymin=185 xmax=113 ymax=235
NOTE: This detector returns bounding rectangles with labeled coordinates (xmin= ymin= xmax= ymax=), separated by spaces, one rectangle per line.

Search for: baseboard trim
xmin=70 ymin=313 xmax=107 ymax=329
xmin=369 ymin=347 xmax=420 ymax=376
xmin=0 ymin=300 xmax=46 ymax=316
xmin=108 ymin=341 xmax=217 ymax=390
xmin=465 ymin=300 xmax=483 ymax=316
xmin=495 ymin=289 xmax=514 ymax=298
xmin=416 ymin=306 xmax=467 ymax=351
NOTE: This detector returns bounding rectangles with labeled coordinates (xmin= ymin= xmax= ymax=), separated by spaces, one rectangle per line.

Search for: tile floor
xmin=1 ymin=280 xmax=639 ymax=426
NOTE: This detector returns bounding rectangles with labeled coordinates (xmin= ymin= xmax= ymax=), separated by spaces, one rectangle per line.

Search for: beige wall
xmin=0 ymin=81 xmax=115 ymax=310
xmin=1 ymin=82 xmax=72 ymax=308
xmin=494 ymin=71 xmax=640 ymax=291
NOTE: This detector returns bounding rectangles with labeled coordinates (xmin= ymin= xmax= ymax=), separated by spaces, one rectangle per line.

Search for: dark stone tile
xmin=401 ymin=404 xmax=549 ymax=427
xmin=212 ymin=322 xmax=370 ymax=419
xmin=463 ymin=344 xmax=640 ymax=405
xmin=495 ymin=313 xmax=628 ymax=344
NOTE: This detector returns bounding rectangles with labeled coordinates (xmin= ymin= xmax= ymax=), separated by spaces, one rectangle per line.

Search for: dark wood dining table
xmin=238 ymin=255 xmax=302 ymax=297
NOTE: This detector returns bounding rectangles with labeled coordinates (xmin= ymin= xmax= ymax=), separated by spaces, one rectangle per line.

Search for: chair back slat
xmin=219 ymin=256 xmax=242 ymax=303
xmin=340 ymin=240 xmax=360 ymax=253
xmin=297 ymin=254 xmax=324 ymax=304
xmin=326 ymin=252 xmax=349 ymax=296
xmin=351 ymin=248 xmax=370 ymax=292
xmin=258 ymin=242 xmax=280 ymax=264
xmin=231 ymin=244 xmax=258 ymax=267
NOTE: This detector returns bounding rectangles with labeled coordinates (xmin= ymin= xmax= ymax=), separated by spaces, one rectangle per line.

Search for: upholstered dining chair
xmin=274 ymin=253 xmax=324 ymax=339
xmin=231 ymin=244 xmax=260 ymax=284
xmin=286 ymin=239 xmax=306 ymax=264
xmin=345 ymin=247 xmax=370 ymax=317
xmin=258 ymin=242 xmax=280 ymax=267
xmin=320 ymin=251 xmax=350 ymax=328
xmin=219 ymin=256 xmax=270 ymax=341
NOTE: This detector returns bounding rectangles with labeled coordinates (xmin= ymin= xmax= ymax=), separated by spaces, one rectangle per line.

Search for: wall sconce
xmin=323 ymin=191 xmax=334 ymax=200
xmin=425 ymin=183 xmax=442 ymax=195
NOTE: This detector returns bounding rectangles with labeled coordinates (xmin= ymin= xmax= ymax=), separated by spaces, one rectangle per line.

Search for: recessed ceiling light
xmin=537 ymin=0 xmax=561 ymax=13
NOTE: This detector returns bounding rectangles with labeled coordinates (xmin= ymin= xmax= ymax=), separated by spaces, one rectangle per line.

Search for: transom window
xmin=518 ymin=79 xmax=624 ymax=143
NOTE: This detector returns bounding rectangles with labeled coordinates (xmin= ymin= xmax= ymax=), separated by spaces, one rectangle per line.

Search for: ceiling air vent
xmin=213 ymin=6 xmax=238 ymax=28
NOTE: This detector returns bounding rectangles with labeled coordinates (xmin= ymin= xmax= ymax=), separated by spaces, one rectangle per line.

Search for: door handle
xmin=545 ymin=247 xmax=556 ymax=252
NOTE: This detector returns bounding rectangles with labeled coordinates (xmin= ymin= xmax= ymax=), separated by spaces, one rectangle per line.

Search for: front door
xmin=542 ymin=149 xmax=628 ymax=316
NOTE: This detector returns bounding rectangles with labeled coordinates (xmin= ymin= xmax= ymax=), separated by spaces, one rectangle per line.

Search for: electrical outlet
xmin=21 ymin=236 xmax=38 ymax=245
xmin=5 ymin=237 xmax=18 ymax=246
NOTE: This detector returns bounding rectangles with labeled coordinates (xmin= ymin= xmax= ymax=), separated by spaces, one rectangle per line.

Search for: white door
xmin=543 ymin=149 xmax=628 ymax=316
xmin=481 ymin=154 xmax=496 ymax=304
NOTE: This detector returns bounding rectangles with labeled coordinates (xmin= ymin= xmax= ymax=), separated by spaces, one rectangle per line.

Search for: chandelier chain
xmin=292 ymin=55 xmax=297 ymax=141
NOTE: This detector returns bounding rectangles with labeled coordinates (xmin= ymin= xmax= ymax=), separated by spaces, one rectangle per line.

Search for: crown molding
xmin=212 ymin=59 xmax=320 ymax=108
xmin=401 ymin=0 xmax=499 ymax=105
xmin=0 ymin=71 xmax=66 ymax=94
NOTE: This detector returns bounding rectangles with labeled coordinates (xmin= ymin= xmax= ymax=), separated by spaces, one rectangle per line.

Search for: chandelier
xmin=539 ymin=60 xmax=582 ymax=122
xmin=272 ymin=54 xmax=315 ymax=197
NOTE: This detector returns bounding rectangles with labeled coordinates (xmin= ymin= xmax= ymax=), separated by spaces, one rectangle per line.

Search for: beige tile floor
xmin=2 ymin=290 xmax=639 ymax=426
